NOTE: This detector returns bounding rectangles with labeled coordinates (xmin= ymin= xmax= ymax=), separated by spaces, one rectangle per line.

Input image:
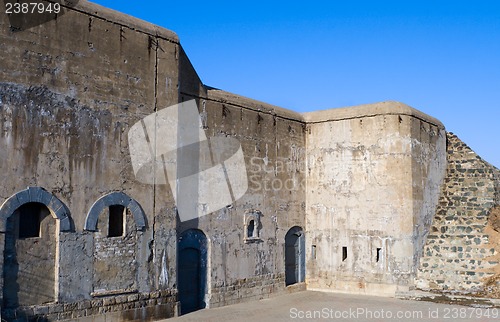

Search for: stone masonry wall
xmin=1 ymin=290 xmax=176 ymax=322
xmin=93 ymin=209 xmax=138 ymax=294
xmin=210 ymin=273 xmax=285 ymax=307
xmin=0 ymin=2 xmax=180 ymax=320
xmin=415 ymin=132 xmax=500 ymax=293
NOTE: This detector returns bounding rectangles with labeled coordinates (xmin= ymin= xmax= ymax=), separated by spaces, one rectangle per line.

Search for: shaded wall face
xmin=0 ymin=4 xmax=180 ymax=305
xmin=0 ymin=9 xmax=171 ymax=230
xmin=409 ymin=119 xmax=447 ymax=270
xmin=305 ymin=114 xmax=446 ymax=294
xmin=0 ymin=1 xmax=307 ymax=318
xmin=176 ymin=91 xmax=307 ymax=306
xmin=3 ymin=206 xmax=56 ymax=307
xmin=93 ymin=209 xmax=138 ymax=293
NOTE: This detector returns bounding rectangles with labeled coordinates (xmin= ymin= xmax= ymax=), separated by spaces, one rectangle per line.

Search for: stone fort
xmin=0 ymin=1 xmax=499 ymax=321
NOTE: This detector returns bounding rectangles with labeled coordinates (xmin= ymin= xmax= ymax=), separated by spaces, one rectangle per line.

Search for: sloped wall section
xmin=416 ymin=133 xmax=500 ymax=293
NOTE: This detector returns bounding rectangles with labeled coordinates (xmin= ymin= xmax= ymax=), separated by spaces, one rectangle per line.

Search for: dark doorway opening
xmin=3 ymin=202 xmax=55 ymax=308
xmin=177 ymin=229 xmax=207 ymax=315
xmin=285 ymin=226 xmax=305 ymax=286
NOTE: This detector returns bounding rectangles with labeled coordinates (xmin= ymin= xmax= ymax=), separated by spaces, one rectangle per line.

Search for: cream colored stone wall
xmin=304 ymin=102 xmax=446 ymax=296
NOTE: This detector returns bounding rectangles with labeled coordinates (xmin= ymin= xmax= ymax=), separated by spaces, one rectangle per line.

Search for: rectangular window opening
xmin=342 ymin=246 xmax=347 ymax=262
xmin=376 ymin=247 xmax=382 ymax=262
xmin=312 ymin=245 xmax=317 ymax=260
xmin=18 ymin=203 xmax=43 ymax=238
xmin=108 ymin=205 xmax=125 ymax=237
xmin=247 ymin=220 xmax=255 ymax=238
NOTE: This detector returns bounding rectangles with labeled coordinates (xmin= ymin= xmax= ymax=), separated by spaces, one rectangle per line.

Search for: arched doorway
xmin=3 ymin=202 xmax=56 ymax=307
xmin=285 ymin=226 xmax=305 ymax=286
xmin=177 ymin=229 xmax=207 ymax=315
xmin=0 ymin=187 xmax=71 ymax=309
xmin=84 ymin=192 xmax=147 ymax=295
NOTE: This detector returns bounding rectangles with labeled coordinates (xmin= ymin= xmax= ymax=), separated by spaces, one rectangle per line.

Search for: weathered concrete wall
xmin=415 ymin=133 xmax=500 ymax=293
xmin=410 ymin=114 xmax=448 ymax=272
xmin=1 ymin=0 xmax=497 ymax=321
xmin=0 ymin=1 xmax=179 ymax=320
xmin=0 ymin=1 xmax=307 ymax=320
xmin=303 ymin=102 xmax=446 ymax=296
xmin=3 ymin=205 xmax=56 ymax=307
xmin=177 ymin=83 xmax=307 ymax=307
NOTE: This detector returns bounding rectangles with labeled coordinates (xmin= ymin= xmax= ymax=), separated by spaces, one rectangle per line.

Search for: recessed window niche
xmin=244 ymin=210 xmax=262 ymax=243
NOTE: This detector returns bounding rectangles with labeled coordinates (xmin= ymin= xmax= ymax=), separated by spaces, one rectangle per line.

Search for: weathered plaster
xmin=0 ymin=1 xmax=498 ymax=321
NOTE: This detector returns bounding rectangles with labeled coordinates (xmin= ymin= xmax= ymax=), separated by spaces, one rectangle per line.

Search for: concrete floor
xmin=163 ymin=291 xmax=499 ymax=322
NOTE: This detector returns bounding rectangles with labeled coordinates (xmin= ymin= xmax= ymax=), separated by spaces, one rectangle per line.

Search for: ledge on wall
xmin=302 ymin=101 xmax=444 ymax=129
xmin=70 ymin=1 xmax=179 ymax=43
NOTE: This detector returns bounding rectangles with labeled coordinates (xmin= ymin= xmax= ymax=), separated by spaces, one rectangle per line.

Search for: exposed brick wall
xmin=1 ymin=290 xmax=176 ymax=321
xmin=415 ymin=132 xmax=500 ymax=293
xmin=93 ymin=209 xmax=139 ymax=293
xmin=210 ymin=273 xmax=296 ymax=307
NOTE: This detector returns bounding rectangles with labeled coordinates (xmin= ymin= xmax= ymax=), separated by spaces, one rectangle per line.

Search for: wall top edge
xmin=70 ymin=3 xmax=443 ymax=130
xmin=76 ymin=1 xmax=179 ymax=43
xmin=206 ymin=88 xmax=305 ymax=122
xmin=302 ymin=101 xmax=445 ymax=129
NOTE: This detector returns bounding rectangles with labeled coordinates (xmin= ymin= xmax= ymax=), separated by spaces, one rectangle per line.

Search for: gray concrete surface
xmin=165 ymin=291 xmax=499 ymax=322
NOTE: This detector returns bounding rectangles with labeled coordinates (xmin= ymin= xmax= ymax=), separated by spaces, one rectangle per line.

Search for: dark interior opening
xmin=18 ymin=202 xmax=44 ymax=238
xmin=342 ymin=246 xmax=347 ymax=261
xmin=247 ymin=220 xmax=255 ymax=238
xmin=108 ymin=205 xmax=125 ymax=237
xmin=376 ymin=247 xmax=382 ymax=262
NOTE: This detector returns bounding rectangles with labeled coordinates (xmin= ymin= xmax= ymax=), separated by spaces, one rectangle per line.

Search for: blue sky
xmin=91 ymin=0 xmax=500 ymax=167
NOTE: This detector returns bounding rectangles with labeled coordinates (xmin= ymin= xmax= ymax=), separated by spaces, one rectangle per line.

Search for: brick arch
xmin=0 ymin=187 xmax=71 ymax=232
xmin=84 ymin=192 xmax=146 ymax=231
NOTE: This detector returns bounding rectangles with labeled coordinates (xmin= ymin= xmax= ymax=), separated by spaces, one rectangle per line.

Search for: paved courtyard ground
xmin=163 ymin=291 xmax=499 ymax=322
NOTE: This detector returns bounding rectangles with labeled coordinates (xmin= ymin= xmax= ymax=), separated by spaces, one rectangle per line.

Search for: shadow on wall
xmin=3 ymin=202 xmax=56 ymax=308
xmin=0 ymin=187 xmax=149 ymax=318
